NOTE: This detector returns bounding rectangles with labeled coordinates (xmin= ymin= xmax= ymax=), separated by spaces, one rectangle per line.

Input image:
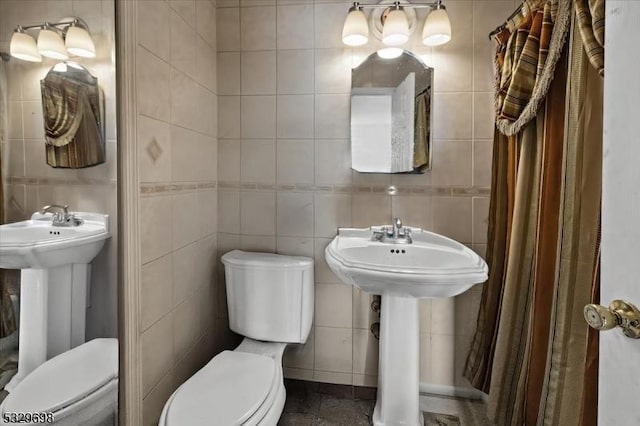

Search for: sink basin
xmin=0 ymin=212 xmax=110 ymax=269
xmin=325 ymin=225 xmax=488 ymax=426
xmin=325 ymin=227 xmax=488 ymax=298
xmin=0 ymin=211 xmax=110 ymax=392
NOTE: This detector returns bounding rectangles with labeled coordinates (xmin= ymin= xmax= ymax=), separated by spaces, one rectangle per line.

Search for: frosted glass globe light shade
xmin=377 ymin=47 xmax=403 ymax=59
xmin=422 ymin=7 xmax=451 ymax=46
xmin=10 ymin=30 xmax=42 ymax=62
xmin=65 ymin=25 xmax=96 ymax=58
xmin=38 ymin=27 xmax=69 ymax=60
xmin=382 ymin=8 xmax=409 ymax=46
xmin=342 ymin=7 xmax=369 ymax=46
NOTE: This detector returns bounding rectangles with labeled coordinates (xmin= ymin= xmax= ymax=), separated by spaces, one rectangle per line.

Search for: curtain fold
xmin=486 ymin=111 xmax=545 ymax=425
xmin=413 ymin=89 xmax=430 ymax=170
xmin=536 ymin=22 xmax=602 ymax=426
xmin=575 ymin=0 xmax=605 ymax=75
xmin=523 ymin=43 xmax=568 ymax=425
xmin=463 ymin=128 xmax=514 ymax=392
xmin=494 ymin=0 xmax=571 ymax=137
xmin=465 ymin=2 xmax=603 ymax=424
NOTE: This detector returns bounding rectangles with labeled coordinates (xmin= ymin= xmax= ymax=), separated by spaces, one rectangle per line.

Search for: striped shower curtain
xmin=464 ymin=0 xmax=604 ymax=424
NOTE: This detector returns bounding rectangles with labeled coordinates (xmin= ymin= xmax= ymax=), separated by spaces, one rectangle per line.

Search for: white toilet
xmin=159 ymin=250 xmax=314 ymax=426
xmin=0 ymin=338 xmax=118 ymax=426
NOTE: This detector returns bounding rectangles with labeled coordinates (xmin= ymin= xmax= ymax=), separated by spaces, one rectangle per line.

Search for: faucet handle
xmin=40 ymin=204 xmax=69 ymax=214
xmin=40 ymin=204 xmax=78 ymax=226
xmin=393 ymin=217 xmax=402 ymax=230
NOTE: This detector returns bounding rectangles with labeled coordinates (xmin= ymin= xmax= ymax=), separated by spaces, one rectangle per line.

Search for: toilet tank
xmin=221 ymin=250 xmax=314 ymax=344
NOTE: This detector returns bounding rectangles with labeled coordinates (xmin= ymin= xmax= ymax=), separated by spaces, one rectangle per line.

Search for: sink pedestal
xmin=5 ymin=264 xmax=89 ymax=392
xmin=324 ymin=226 xmax=489 ymax=426
xmin=374 ymin=295 xmax=423 ymax=426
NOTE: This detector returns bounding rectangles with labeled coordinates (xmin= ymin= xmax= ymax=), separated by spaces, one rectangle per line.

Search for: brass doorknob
xmin=584 ymin=300 xmax=640 ymax=339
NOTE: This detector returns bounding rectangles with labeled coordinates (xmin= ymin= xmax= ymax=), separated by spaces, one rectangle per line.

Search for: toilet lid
xmin=165 ymin=351 xmax=276 ymax=426
xmin=2 ymin=338 xmax=118 ymax=414
xmin=222 ymin=250 xmax=313 ymax=268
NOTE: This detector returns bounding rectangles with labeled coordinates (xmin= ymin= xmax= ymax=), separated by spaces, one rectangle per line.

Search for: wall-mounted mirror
xmin=41 ymin=62 xmax=105 ymax=168
xmin=351 ymin=51 xmax=433 ymax=173
xmin=1 ymin=0 xmax=117 ymax=418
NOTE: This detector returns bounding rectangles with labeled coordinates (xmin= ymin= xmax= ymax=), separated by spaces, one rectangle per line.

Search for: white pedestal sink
xmin=325 ymin=226 xmax=488 ymax=426
xmin=0 ymin=212 xmax=110 ymax=391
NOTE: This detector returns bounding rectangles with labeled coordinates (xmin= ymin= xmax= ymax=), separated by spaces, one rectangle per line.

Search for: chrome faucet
xmin=40 ymin=204 xmax=82 ymax=227
xmin=392 ymin=218 xmax=402 ymax=239
xmin=373 ymin=217 xmax=413 ymax=244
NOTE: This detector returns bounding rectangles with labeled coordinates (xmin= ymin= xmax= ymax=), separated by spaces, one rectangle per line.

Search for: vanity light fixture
xmin=382 ymin=3 xmax=410 ymax=46
xmin=9 ymin=26 xmax=42 ymax=62
xmin=422 ymin=2 xmax=451 ymax=46
xmin=342 ymin=0 xmax=452 ymax=54
xmin=65 ymin=22 xmax=96 ymax=58
xmin=342 ymin=3 xmax=370 ymax=46
xmin=37 ymin=23 xmax=69 ymax=60
xmin=9 ymin=18 xmax=96 ymax=62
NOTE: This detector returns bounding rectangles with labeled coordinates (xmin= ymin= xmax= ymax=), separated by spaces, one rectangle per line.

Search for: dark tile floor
xmin=278 ymin=389 xmax=375 ymax=426
xmin=277 ymin=380 xmax=473 ymax=426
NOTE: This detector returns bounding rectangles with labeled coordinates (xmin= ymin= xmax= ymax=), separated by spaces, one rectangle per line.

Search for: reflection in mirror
xmin=41 ymin=62 xmax=105 ymax=168
xmin=0 ymin=43 xmax=20 ymax=405
xmin=351 ymin=51 xmax=433 ymax=173
xmin=0 ymin=0 xmax=117 ymax=420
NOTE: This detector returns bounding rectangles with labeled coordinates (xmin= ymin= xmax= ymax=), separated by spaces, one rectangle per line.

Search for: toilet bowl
xmin=0 ymin=338 xmax=118 ymax=426
xmin=159 ymin=250 xmax=314 ymax=426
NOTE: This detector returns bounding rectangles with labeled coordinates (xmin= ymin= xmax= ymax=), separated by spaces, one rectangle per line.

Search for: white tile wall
xmin=240 ymin=6 xmax=276 ymax=50
xmin=217 ymin=96 xmax=241 ymax=138
xmin=313 ymin=193 xmax=351 ymax=237
xmin=277 ymin=50 xmax=314 ymax=94
xmin=240 ymin=140 xmax=276 ymax=183
xmin=142 ymin=312 xmax=174 ymax=397
xmin=241 ymin=51 xmax=276 ymax=95
xmin=276 ymin=140 xmax=314 ymax=184
xmin=314 ymin=326 xmax=353 ymax=373
xmin=314 ymin=94 xmax=350 ymax=139
xmin=314 ymin=139 xmax=352 ymax=185
xmin=276 ymin=192 xmax=314 ymax=237
xmin=137 ymin=46 xmax=172 ymax=121
xmin=240 ymin=96 xmax=276 ymax=138
xmin=276 ymin=95 xmax=314 ymax=138
xmin=277 ymin=4 xmax=314 ymax=49
xmin=240 ymin=191 xmax=276 ymax=235
xmin=131 ymin=1 xmax=221 ymax=424
xmin=141 ymin=253 xmax=173 ymax=332
xmin=315 ymin=284 xmax=352 ymax=328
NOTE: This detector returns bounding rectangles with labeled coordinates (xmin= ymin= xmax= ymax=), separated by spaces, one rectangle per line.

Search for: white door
xmin=600 ymin=2 xmax=640 ymax=425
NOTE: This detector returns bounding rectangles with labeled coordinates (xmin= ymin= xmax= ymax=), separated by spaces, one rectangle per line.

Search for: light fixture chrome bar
xmin=16 ymin=18 xmax=89 ymax=33
xmin=356 ymin=0 xmax=443 ymax=9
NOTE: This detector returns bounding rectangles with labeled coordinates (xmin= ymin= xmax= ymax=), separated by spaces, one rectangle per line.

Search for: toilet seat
xmin=162 ymin=350 xmax=279 ymax=426
xmin=0 ymin=338 xmax=118 ymax=426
